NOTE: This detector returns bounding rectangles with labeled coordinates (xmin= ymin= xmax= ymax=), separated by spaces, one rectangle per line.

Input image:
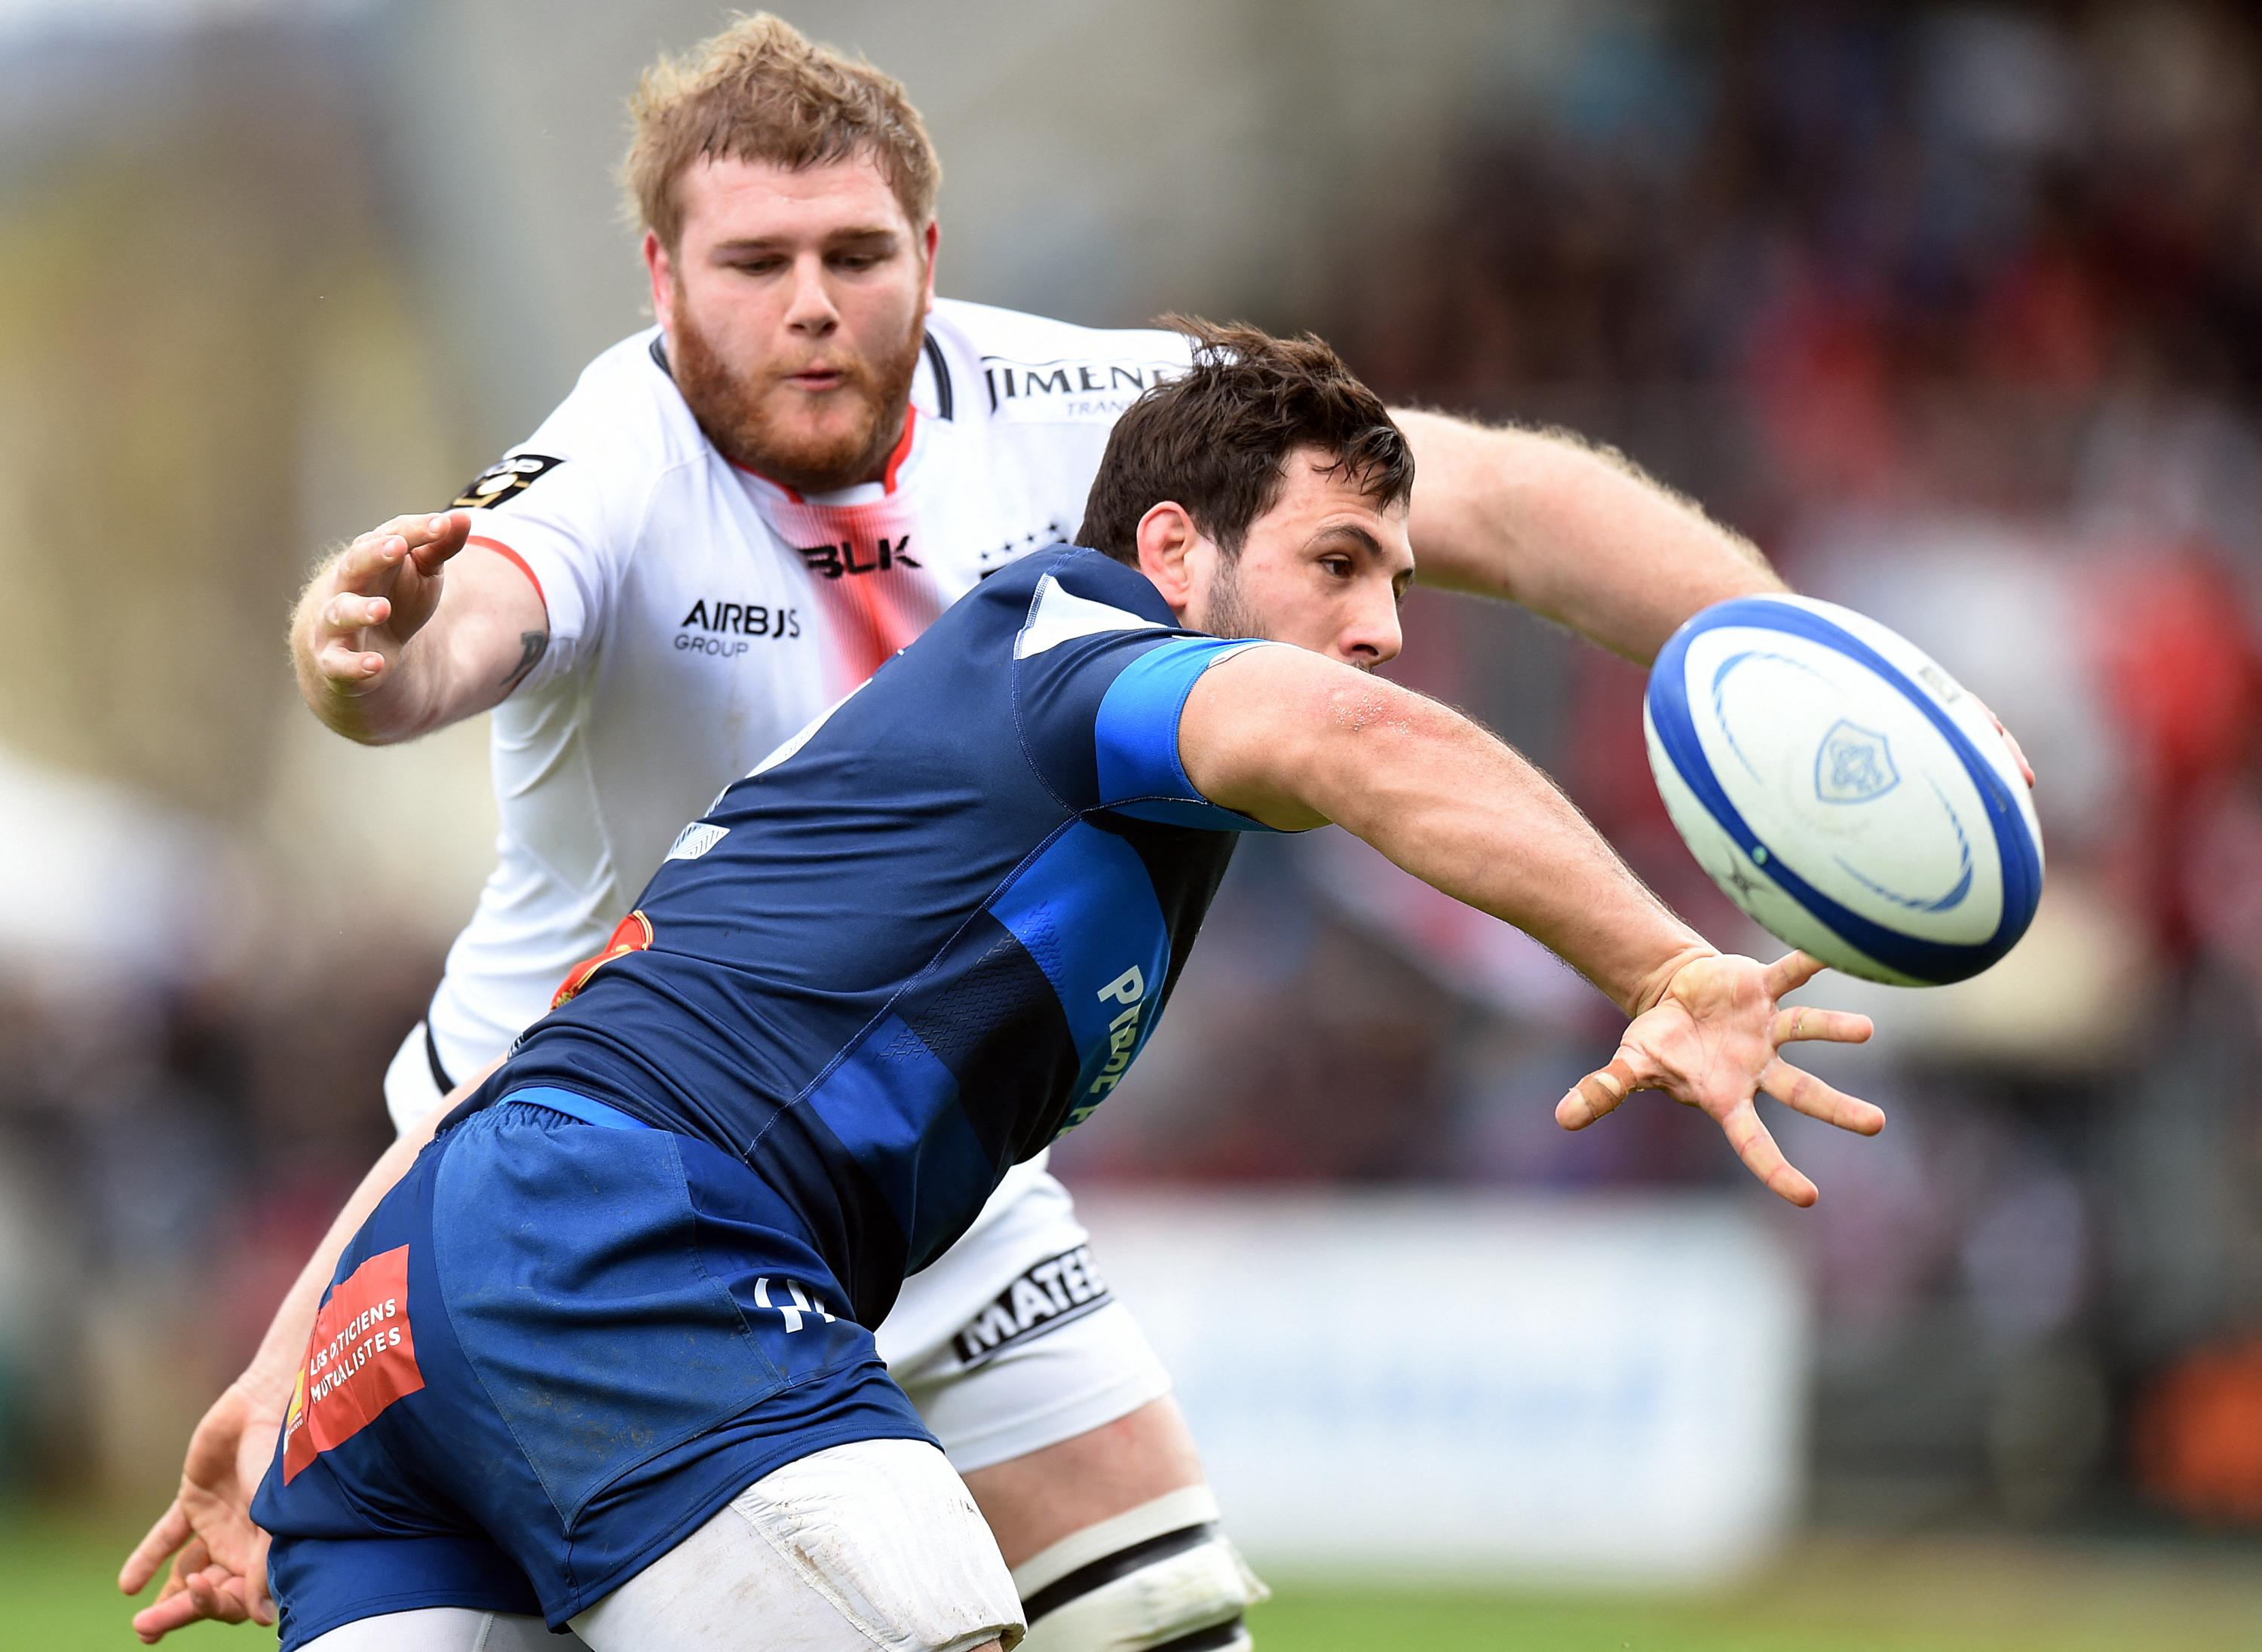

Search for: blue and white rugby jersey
xmin=489 ymin=547 xmax=1286 ymax=1323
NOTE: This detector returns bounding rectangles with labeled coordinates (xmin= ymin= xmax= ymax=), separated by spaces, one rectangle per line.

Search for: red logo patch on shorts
xmin=281 ymin=1244 xmax=425 ymax=1484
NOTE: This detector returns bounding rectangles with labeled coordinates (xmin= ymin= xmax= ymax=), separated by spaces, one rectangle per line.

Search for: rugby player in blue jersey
xmin=247 ymin=322 xmax=1883 ymax=1651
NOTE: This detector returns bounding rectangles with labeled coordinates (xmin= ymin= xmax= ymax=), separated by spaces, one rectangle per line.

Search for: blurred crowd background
xmin=5 ymin=0 xmax=2261 ymax=1570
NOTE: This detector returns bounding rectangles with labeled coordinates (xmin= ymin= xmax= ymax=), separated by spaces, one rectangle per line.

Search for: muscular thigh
xmin=961 ymin=1396 xmax=1203 ymax=1568
xmin=571 ymin=1439 xmax=1019 ymax=1652
xmin=886 ymin=1172 xmax=1264 ymax=1648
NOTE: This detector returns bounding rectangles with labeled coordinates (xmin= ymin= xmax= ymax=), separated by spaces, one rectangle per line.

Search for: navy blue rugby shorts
xmin=251 ymin=1092 xmax=932 ymax=1650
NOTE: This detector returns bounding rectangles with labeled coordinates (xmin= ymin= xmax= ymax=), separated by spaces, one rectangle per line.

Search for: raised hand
xmin=305 ymin=510 xmax=471 ymax=696
xmin=118 ymin=1377 xmax=284 ymax=1641
xmin=1556 ymin=950 xmax=1881 ymax=1206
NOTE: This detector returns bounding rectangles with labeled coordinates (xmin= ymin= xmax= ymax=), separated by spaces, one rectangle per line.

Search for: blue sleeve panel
xmin=1093 ymin=637 xmax=1286 ymax=832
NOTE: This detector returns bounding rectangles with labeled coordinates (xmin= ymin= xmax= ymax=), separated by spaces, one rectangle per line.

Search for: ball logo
xmin=1815 ymin=719 xmax=1900 ymax=804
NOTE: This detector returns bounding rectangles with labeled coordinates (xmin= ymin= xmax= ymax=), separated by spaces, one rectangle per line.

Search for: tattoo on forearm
xmin=502 ymin=630 xmax=548 ymax=689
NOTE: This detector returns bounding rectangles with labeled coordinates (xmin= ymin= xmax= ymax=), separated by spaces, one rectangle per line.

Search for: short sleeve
xmin=1013 ymin=572 xmax=1286 ymax=832
xmin=449 ymin=439 xmax=635 ymax=694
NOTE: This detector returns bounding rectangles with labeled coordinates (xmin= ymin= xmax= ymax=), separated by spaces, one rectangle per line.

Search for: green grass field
xmin=20 ymin=1510 xmax=2259 ymax=1650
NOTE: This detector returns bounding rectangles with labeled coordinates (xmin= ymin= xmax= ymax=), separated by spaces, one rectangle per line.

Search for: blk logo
xmin=797 ymin=537 xmax=920 ymax=580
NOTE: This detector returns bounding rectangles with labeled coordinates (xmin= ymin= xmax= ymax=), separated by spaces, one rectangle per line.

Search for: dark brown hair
xmin=625 ymin=13 xmax=940 ymax=250
xmin=1079 ymin=317 xmax=1412 ymax=565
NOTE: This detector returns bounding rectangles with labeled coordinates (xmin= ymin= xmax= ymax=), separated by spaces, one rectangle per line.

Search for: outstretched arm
xmin=1393 ymin=408 xmax=1783 ymax=662
xmin=1177 ymin=645 xmax=1880 ymax=1203
xmin=119 ymin=1060 xmax=498 ymax=1641
xmin=290 ymin=510 xmax=550 ymax=745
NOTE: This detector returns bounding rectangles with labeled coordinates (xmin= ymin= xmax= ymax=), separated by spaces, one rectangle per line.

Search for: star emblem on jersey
xmin=1814 ymin=719 xmax=1899 ymax=804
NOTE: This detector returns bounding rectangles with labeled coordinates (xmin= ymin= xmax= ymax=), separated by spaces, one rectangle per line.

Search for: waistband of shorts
xmin=495 ymin=1086 xmax=657 ymax=1132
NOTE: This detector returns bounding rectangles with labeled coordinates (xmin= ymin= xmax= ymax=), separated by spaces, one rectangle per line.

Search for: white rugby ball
xmin=1644 ymin=595 xmax=2043 ymax=985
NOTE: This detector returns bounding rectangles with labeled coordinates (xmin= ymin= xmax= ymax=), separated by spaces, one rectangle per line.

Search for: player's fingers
xmin=1762 ymin=950 xmax=1827 ymax=998
xmin=333 ymin=532 xmax=407 ymax=595
xmin=1771 ymin=1004 xmax=1873 ymax=1047
xmin=1719 ymin=1099 xmax=1819 ymax=1207
xmin=320 ymin=592 xmax=391 ymax=636
xmin=195 ymin=1567 xmax=252 ymax=1625
xmin=118 ymin=1501 xmax=191 ymax=1593
xmin=405 ymin=510 xmax=471 ymax=572
xmin=1987 ymin=707 xmax=2036 ymax=789
xmin=1556 ymin=1053 xmax=1640 ymax=1131
xmin=132 ymin=1588 xmax=210 ymax=1643
xmin=369 ymin=511 xmax=449 ymax=544
xmin=1762 ymin=1056 xmax=1885 ymax=1136
xmin=248 ymin=1549 xmax=275 ymax=1625
xmin=315 ymin=638 xmax=388 ymax=685
xmin=181 ymin=1567 xmax=222 ymax=1620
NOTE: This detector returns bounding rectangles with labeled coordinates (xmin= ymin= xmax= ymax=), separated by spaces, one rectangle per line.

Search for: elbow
xmin=1317 ymin=674 xmax=1454 ymax=751
xmin=1307 ymin=675 xmax=1466 ymax=813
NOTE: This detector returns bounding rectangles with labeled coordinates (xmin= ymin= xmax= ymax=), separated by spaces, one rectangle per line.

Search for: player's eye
xmin=1320 ymin=556 xmax=1353 ymax=580
xmin=731 ymin=257 xmax=786 ymax=277
xmin=829 ymin=253 xmax=881 ymax=271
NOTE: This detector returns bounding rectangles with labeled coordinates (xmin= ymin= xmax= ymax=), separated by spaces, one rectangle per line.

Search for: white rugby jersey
xmin=425 ymin=299 xmax=1195 ymax=1081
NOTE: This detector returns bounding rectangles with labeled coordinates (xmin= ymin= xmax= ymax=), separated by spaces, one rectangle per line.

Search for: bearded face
xmin=670 ymin=284 xmax=925 ymax=495
xmin=650 ymin=154 xmax=935 ymax=496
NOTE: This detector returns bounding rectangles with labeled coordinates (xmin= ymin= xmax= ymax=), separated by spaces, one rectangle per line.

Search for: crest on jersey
xmin=551 ymin=910 xmax=655 ymax=1008
xmin=452 ymin=452 xmax=563 ymax=510
xmin=1814 ymin=719 xmax=1900 ymax=804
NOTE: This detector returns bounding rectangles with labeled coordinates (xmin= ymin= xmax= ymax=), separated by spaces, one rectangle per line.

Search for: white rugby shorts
xmin=385 ymin=1024 xmax=1169 ymax=1472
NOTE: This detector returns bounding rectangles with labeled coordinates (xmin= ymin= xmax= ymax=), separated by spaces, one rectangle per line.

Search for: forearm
xmin=236 ymin=1065 xmax=494 ymax=1404
xmin=1322 ymin=687 xmax=1709 ymax=1014
xmin=1396 ymin=408 xmax=1784 ymax=661
xmin=1185 ymin=654 xmax=1708 ymax=1014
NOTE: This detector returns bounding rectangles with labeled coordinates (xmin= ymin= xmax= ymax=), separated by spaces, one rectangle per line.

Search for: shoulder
xmin=1005 ymin=548 xmax=1198 ymax=676
xmin=926 ymin=300 xmax=1194 ymax=426
xmin=461 ymin=329 xmax=709 ymax=510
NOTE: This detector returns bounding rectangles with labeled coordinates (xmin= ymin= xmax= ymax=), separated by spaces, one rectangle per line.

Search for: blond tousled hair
xmin=624 ymin=13 xmax=941 ymax=247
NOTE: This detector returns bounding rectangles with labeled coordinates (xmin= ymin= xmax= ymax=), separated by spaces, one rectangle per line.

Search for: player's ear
xmin=645 ymin=230 xmax=676 ymax=329
xmin=1134 ymin=502 xmax=1202 ymax=612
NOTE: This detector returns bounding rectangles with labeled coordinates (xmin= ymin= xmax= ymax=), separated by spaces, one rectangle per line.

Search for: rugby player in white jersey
xmin=121 ymin=17 xmax=1883 ymax=1650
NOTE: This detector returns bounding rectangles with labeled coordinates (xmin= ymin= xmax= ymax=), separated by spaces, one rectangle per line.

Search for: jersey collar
xmin=731 ymin=406 xmax=919 ymax=507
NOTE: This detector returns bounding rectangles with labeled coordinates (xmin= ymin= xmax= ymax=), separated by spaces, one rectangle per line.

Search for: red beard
xmin=668 ymin=299 xmax=924 ymax=495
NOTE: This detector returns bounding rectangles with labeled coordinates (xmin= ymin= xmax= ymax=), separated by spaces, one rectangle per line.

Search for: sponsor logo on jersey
xmin=452 ymin=452 xmax=564 ymax=509
xmin=950 ymin=1244 xmax=1113 ymax=1368
xmin=795 ymin=537 xmax=921 ymax=580
xmin=1060 ymin=964 xmax=1148 ymax=1132
xmin=281 ymin=1245 xmax=424 ymax=1483
xmin=676 ymin=599 xmax=802 ymax=657
xmin=551 ymin=910 xmax=654 ymax=1008
xmin=981 ymin=355 xmax=1186 ymax=421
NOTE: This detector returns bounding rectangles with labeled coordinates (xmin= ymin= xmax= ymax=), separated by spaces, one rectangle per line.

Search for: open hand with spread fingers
xmin=1556 ymin=950 xmax=1881 ymax=1206
xmin=118 ymin=1376 xmax=281 ymax=1641
xmin=305 ymin=510 xmax=472 ymax=696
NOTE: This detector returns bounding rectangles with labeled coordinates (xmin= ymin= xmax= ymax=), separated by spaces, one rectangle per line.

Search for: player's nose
xmin=1341 ymin=586 xmax=1402 ymax=668
xmin=783 ymin=254 xmax=841 ymax=335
